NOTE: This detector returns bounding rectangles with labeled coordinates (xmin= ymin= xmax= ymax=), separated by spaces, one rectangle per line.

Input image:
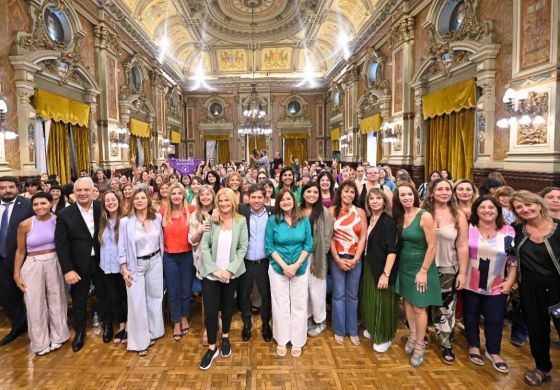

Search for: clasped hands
xmin=213 ymin=269 xmax=232 ymax=283
xmin=282 ymin=263 xmax=299 ymax=278
xmin=335 ymin=256 xmax=359 ymax=271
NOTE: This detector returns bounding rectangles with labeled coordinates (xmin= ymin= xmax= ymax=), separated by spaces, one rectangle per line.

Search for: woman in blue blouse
xmin=265 ymin=188 xmax=313 ymax=358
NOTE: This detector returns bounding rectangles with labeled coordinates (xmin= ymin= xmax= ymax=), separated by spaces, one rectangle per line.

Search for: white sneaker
xmin=363 ymin=329 xmax=371 ymax=339
xmin=37 ymin=346 xmax=50 ymax=356
xmin=50 ymin=342 xmax=62 ymax=351
xmin=373 ymin=341 xmax=392 ymax=353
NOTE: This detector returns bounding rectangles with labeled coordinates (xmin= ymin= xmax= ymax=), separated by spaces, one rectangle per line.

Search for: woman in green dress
xmin=393 ymin=183 xmax=442 ymax=367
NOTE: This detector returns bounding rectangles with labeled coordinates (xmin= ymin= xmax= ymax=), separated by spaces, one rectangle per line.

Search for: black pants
xmin=0 ymin=256 xmax=26 ymax=329
xmin=202 ymin=278 xmax=239 ymax=346
xmin=103 ymin=273 xmax=127 ymax=324
xmin=519 ymin=270 xmax=560 ymax=372
xmin=238 ymin=260 xmax=271 ymax=324
xmin=70 ymin=258 xmax=108 ymax=332
xmin=462 ymin=290 xmax=507 ymax=354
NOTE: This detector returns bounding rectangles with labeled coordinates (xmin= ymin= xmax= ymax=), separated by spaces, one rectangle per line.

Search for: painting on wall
xmin=217 ymin=49 xmax=246 ymax=71
xmin=261 ymin=48 xmax=291 ymax=70
xmin=520 ymin=0 xmax=551 ymax=70
xmin=393 ymin=49 xmax=403 ymax=114
xmin=106 ymin=56 xmax=118 ymax=120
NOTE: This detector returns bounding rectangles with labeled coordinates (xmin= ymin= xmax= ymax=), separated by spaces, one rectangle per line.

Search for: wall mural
xmin=261 ymin=48 xmax=291 ymax=70
xmin=520 ymin=0 xmax=551 ymax=70
xmin=217 ymin=49 xmax=247 ymax=71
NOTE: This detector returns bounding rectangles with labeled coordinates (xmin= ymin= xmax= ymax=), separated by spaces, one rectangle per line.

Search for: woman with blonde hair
xmin=118 ymin=185 xmax=164 ymax=356
xmin=121 ymin=182 xmax=134 ymax=216
xmin=225 ymin=171 xmax=244 ymax=204
xmin=199 ymin=188 xmax=248 ymax=370
xmin=266 ymin=188 xmax=313 ymax=357
xmin=453 ymin=179 xmax=478 ymax=221
xmin=161 ymin=182 xmax=195 ymax=341
xmin=510 ymin=190 xmax=560 ymax=386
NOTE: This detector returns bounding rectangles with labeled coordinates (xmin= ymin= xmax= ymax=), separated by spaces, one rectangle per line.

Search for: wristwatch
xmin=383 ymin=271 xmax=390 ymax=277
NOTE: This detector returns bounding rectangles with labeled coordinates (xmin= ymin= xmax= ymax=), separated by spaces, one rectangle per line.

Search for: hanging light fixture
xmin=237 ymin=3 xmax=272 ymax=137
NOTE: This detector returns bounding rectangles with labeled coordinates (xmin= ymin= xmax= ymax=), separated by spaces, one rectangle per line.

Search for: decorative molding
xmin=388 ymin=16 xmax=415 ymax=48
xmin=93 ymin=24 xmax=121 ymax=56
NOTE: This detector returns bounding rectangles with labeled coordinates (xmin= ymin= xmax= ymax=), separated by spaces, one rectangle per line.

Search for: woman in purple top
xmin=13 ymin=192 xmax=69 ymax=356
xmin=317 ymin=171 xmax=335 ymax=208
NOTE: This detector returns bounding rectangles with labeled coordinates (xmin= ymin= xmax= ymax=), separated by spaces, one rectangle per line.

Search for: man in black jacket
xmin=55 ymin=177 xmax=110 ymax=351
xmin=238 ymin=184 xmax=273 ymax=342
xmin=0 ymin=176 xmax=33 ymax=345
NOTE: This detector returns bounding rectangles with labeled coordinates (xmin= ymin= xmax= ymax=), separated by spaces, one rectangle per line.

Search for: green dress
xmin=395 ymin=210 xmax=442 ymax=308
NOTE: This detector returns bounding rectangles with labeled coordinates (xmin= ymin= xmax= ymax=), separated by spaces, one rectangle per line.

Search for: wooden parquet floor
xmin=1 ymin=298 xmax=559 ymax=390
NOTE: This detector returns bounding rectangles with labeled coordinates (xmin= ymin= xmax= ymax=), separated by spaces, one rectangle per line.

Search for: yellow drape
xmin=361 ymin=134 xmax=367 ymax=162
xmin=248 ymin=136 xmax=267 ymax=152
xmin=422 ymin=79 xmax=476 ymax=120
xmin=203 ymin=134 xmax=230 ymax=141
xmin=170 ymin=130 xmax=181 ymax=144
xmin=425 ymin=109 xmax=475 ymax=180
xmin=47 ymin=121 xmax=71 ymax=184
xmin=284 ymin=133 xmax=307 ymax=162
xmin=360 ymin=114 xmax=382 ymax=134
xmin=71 ymin=125 xmax=90 ymax=174
xmin=332 ymin=140 xmax=340 ymax=151
xmin=35 ymin=89 xmax=90 ymax=127
xmin=377 ymin=131 xmax=382 ymax=165
xmin=217 ymin=140 xmax=230 ymax=164
xmin=129 ymin=118 xmax=151 ymax=138
xmin=130 ymin=135 xmax=137 ymax=165
xmin=330 ymin=127 xmax=340 ymax=140
xmin=141 ymin=138 xmax=150 ymax=165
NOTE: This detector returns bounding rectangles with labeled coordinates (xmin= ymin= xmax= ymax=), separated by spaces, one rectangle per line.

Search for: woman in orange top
xmin=161 ymin=182 xmax=195 ymax=341
xmin=329 ymin=180 xmax=367 ymax=345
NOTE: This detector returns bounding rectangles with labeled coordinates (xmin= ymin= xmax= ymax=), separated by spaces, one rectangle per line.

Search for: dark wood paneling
xmin=472 ymin=168 xmax=560 ymax=192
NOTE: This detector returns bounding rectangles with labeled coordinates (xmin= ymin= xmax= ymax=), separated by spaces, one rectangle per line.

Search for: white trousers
xmin=269 ymin=266 xmax=308 ymax=348
xmin=307 ymin=258 xmax=327 ymax=323
xmin=126 ymin=254 xmax=165 ymax=351
xmin=21 ymin=253 xmax=69 ymax=352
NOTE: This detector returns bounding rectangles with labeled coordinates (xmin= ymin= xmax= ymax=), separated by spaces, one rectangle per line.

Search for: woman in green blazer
xmin=199 ymin=188 xmax=248 ymax=370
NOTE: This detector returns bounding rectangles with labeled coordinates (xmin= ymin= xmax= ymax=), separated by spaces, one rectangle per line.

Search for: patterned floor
xmin=0 ymin=298 xmax=558 ymax=389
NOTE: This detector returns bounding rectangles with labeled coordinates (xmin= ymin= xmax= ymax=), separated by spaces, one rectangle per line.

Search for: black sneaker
xmin=221 ymin=337 xmax=231 ymax=357
xmin=199 ymin=348 xmax=219 ymax=370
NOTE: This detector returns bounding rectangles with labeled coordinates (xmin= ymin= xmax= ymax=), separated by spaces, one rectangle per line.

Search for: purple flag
xmin=167 ymin=158 xmax=203 ymax=176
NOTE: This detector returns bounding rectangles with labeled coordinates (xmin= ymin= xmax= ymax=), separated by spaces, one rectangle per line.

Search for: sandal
xmin=277 ymin=344 xmax=287 ymax=357
xmin=334 ymin=334 xmax=344 ymax=344
xmin=410 ymin=342 xmax=425 ymax=367
xmin=121 ymin=331 xmax=128 ymax=344
xmin=138 ymin=350 xmax=148 ymax=357
xmin=404 ymin=332 xmax=417 ymax=355
xmin=149 ymin=340 xmax=156 ymax=348
xmin=173 ymin=333 xmax=182 ymax=342
xmin=350 ymin=336 xmax=360 ymax=346
xmin=523 ymin=368 xmax=552 ymax=386
xmin=181 ymin=327 xmax=189 ymax=336
xmin=485 ymin=351 xmax=509 ymax=374
xmin=468 ymin=347 xmax=484 ymax=366
xmin=113 ymin=330 xmax=125 ymax=344
xmin=442 ymin=347 xmax=455 ymax=364
xmin=291 ymin=346 xmax=302 ymax=357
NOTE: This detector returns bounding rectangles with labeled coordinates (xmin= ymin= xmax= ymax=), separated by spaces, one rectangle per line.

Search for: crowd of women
xmin=2 ymin=155 xmax=559 ymax=385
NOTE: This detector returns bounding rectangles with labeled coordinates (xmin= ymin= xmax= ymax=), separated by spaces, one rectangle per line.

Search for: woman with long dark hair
xmin=329 ymin=180 xmax=367 ymax=346
xmin=205 ymin=170 xmax=221 ymax=195
xmin=317 ymin=171 xmax=335 ymax=208
xmin=300 ymin=182 xmax=333 ymax=337
xmin=276 ymin=166 xmax=302 ymax=203
xmin=393 ymin=183 xmax=441 ymax=367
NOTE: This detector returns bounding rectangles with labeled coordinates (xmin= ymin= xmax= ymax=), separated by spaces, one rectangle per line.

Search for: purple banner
xmin=167 ymin=158 xmax=202 ymax=176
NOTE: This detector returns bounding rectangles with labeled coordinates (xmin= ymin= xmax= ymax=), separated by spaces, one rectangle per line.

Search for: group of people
xmin=0 ymin=154 xmax=558 ymax=384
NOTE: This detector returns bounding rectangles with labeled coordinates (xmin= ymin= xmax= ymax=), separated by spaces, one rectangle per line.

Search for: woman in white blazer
xmin=118 ymin=185 xmax=164 ymax=356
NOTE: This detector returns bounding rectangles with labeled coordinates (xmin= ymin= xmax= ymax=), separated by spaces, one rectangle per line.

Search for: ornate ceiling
xmin=117 ymin=0 xmax=382 ymax=87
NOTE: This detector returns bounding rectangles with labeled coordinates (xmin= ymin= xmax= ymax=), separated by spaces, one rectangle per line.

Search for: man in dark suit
xmin=55 ymin=177 xmax=110 ymax=352
xmin=238 ymin=184 xmax=273 ymax=342
xmin=0 ymin=176 xmax=33 ymax=345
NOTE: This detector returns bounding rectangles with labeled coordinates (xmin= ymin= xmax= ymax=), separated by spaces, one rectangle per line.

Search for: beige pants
xmin=307 ymin=257 xmax=327 ymax=323
xmin=269 ymin=267 xmax=308 ymax=348
xmin=21 ymin=252 xmax=69 ymax=353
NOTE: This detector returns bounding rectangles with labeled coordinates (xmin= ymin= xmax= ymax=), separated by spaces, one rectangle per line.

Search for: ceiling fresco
xmin=117 ymin=0 xmax=383 ymax=86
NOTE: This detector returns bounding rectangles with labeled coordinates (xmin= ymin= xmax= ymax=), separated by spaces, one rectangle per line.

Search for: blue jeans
xmin=162 ymin=251 xmax=194 ymax=323
xmin=330 ymin=254 xmax=362 ymax=337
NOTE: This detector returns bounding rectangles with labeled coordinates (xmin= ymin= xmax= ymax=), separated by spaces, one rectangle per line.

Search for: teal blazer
xmin=199 ymin=216 xmax=248 ymax=279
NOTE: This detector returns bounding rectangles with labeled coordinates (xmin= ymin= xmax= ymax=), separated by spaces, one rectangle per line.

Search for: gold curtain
xmin=202 ymin=134 xmax=230 ymax=141
xmin=47 ymin=121 xmax=71 ymax=184
xmin=170 ymin=130 xmax=181 ymax=144
xmin=377 ymin=131 xmax=382 ymax=165
xmin=71 ymin=125 xmax=90 ymax=174
xmin=361 ymin=134 xmax=367 ymax=162
xmin=425 ymin=108 xmax=475 ymax=180
xmin=129 ymin=118 xmax=151 ymax=138
xmin=330 ymin=127 xmax=340 ymax=153
xmin=35 ymin=89 xmax=90 ymax=127
xmin=422 ymin=79 xmax=476 ymax=120
xmin=129 ymin=136 xmax=137 ymax=166
xmin=360 ymin=113 xmax=382 ymax=134
xmin=217 ymin=140 xmax=230 ymax=164
xmin=248 ymin=136 xmax=266 ymax=152
xmin=283 ymin=133 xmax=307 ymax=162
xmin=141 ymin=138 xmax=150 ymax=165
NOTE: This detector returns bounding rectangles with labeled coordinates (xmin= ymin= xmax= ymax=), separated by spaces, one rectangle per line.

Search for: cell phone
xmin=549 ymin=303 xmax=560 ymax=319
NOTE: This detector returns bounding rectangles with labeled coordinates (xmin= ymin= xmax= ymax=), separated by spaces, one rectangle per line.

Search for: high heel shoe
xmin=410 ymin=342 xmax=425 ymax=367
xmin=404 ymin=332 xmax=416 ymax=355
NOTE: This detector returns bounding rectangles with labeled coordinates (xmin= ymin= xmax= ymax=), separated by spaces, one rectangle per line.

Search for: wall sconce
xmin=496 ymin=88 xmax=548 ymax=129
xmin=0 ymin=93 xmax=18 ymax=140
